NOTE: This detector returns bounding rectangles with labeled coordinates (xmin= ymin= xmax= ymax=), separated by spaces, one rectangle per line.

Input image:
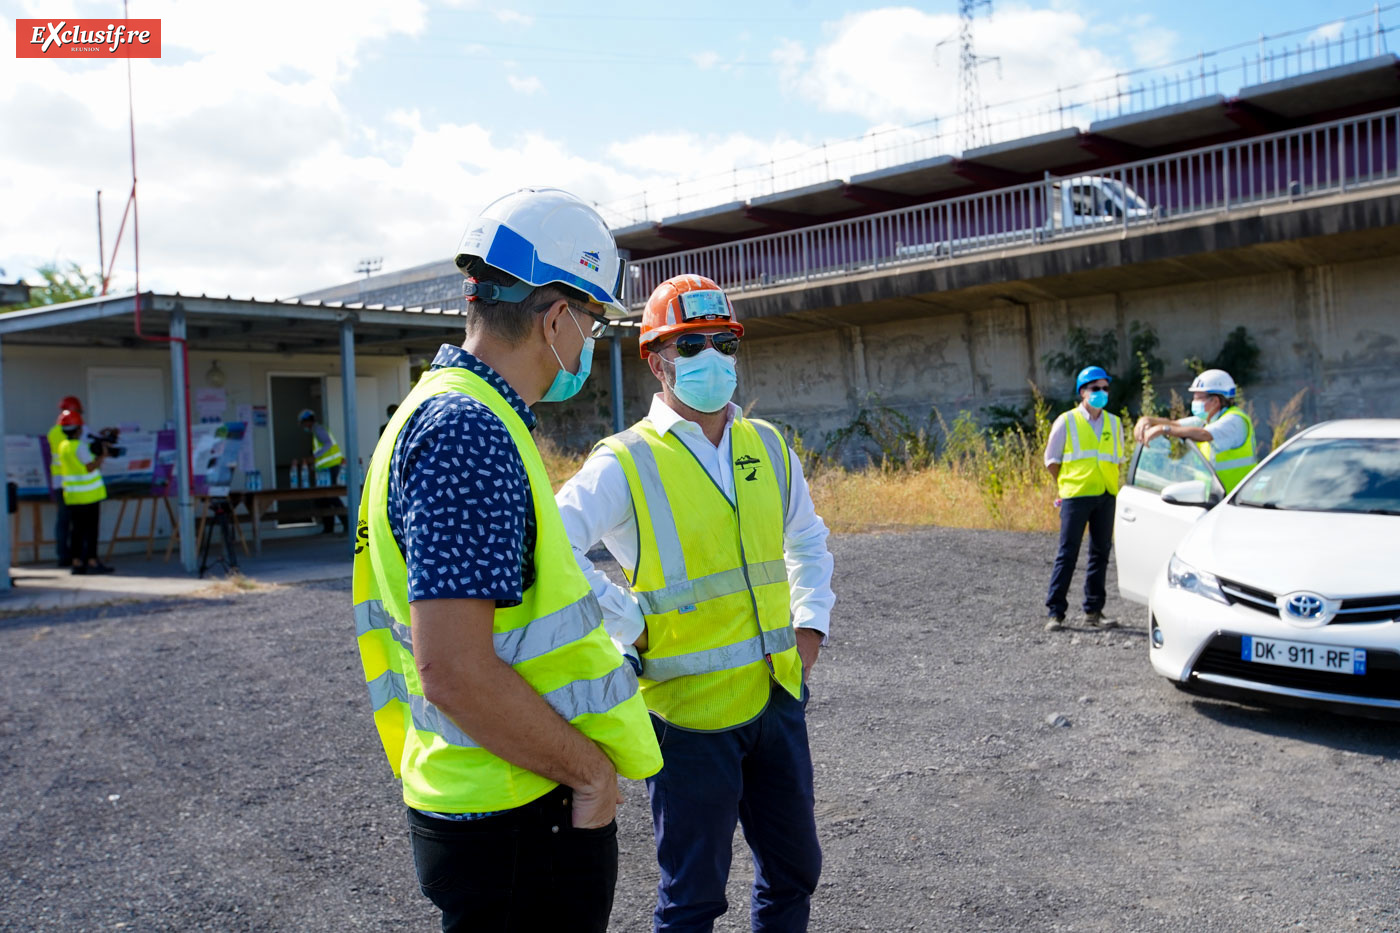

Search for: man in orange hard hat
xmin=557 ymin=273 xmax=835 ymax=931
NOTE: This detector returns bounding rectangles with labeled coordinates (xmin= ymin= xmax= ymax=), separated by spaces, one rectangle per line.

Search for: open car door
xmin=1114 ymin=435 xmax=1223 ymax=603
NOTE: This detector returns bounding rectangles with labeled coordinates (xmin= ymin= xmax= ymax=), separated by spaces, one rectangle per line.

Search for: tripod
xmin=198 ymin=497 xmax=240 ymax=578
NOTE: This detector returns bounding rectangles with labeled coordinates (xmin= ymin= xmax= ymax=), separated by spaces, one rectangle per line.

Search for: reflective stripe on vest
xmin=313 ymin=431 xmax=344 ymax=469
xmin=641 ymin=625 xmax=798 ymax=683
xmin=57 ymin=440 xmax=106 ymax=505
xmin=365 ymin=663 xmax=641 ymax=750
xmin=1200 ymin=406 xmax=1257 ymax=492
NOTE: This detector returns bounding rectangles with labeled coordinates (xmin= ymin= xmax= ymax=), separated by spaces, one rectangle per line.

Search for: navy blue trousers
xmin=1045 ymin=492 xmax=1116 ymax=618
xmin=647 ymin=683 xmax=821 ymax=933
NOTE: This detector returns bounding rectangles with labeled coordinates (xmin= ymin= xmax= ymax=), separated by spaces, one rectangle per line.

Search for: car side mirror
xmin=1161 ymin=480 xmax=1219 ymax=507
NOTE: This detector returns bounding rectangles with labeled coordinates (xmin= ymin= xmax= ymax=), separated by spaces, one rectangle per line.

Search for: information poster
xmin=191 ymin=422 xmax=246 ymax=496
xmin=150 ymin=430 xmax=177 ymax=497
xmin=98 ymin=431 xmax=159 ymax=494
xmin=195 ymin=387 xmax=227 ymax=422
xmin=6 ymin=435 xmax=51 ymax=500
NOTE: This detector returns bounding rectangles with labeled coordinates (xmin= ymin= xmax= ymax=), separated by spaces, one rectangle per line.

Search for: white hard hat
xmin=1188 ymin=368 xmax=1237 ymax=398
xmin=453 ymin=187 xmax=626 ymax=318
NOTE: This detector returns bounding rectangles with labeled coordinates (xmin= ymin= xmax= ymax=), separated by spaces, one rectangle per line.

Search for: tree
xmin=10 ymin=262 xmax=99 ymax=310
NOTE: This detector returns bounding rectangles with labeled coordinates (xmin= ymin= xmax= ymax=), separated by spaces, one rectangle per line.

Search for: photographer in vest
xmin=1133 ymin=368 xmax=1258 ymax=493
xmin=351 ymin=188 xmax=661 ymax=932
xmin=1043 ymin=366 xmax=1125 ymax=631
xmin=556 ymin=274 xmax=836 ymax=932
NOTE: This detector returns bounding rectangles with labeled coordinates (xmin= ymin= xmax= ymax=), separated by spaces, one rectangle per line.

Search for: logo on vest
xmin=354 ymin=519 xmax=369 ymax=555
xmin=735 ymin=454 xmax=761 ymax=481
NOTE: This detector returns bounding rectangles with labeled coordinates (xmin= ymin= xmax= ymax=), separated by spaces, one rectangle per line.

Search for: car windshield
xmin=1233 ymin=437 xmax=1400 ymax=514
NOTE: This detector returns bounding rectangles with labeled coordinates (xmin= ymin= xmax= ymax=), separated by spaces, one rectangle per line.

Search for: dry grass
xmin=537 ymin=436 xmax=589 ymax=492
xmin=809 ymin=465 xmax=1059 ymax=534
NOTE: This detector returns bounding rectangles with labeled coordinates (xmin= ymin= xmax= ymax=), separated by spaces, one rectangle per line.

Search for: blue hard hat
xmin=1075 ymin=366 xmax=1111 ymax=393
xmin=298 ymin=409 xmax=316 ymax=422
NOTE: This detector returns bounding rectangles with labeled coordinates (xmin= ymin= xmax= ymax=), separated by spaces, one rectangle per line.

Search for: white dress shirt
xmin=555 ymin=394 xmax=836 ymax=657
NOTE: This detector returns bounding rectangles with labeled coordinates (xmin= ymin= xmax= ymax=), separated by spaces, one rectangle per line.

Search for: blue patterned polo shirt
xmin=387 ymin=344 xmax=537 ymax=606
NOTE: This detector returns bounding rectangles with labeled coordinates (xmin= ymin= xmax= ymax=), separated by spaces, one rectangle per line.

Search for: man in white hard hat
xmin=350 ymin=188 xmax=662 ymax=932
xmin=1134 ymin=368 xmax=1258 ymax=492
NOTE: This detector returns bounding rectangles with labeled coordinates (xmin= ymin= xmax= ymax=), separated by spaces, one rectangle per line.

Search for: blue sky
xmin=0 ymin=0 xmax=1382 ymax=297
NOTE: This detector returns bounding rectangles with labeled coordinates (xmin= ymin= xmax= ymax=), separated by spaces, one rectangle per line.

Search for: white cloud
xmin=778 ymin=5 xmax=1126 ymax=131
xmin=506 ymin=74 xmax=542 ymax=94
xmin=691 ymin=50 xmax=720 ymax=70
xmin=495 ymin=10 xmax=534 ymax=27
xmin=1308 ymin=21 xmax=1345 ymax=43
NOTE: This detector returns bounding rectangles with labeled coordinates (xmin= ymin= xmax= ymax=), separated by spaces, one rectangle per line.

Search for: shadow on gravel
xmin=1189 ymin=698 xmax=1400 ymax=757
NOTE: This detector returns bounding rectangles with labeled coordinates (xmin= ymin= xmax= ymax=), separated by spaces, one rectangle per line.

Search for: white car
xmin=1114 ymin=419 xmax=1400 ymax=719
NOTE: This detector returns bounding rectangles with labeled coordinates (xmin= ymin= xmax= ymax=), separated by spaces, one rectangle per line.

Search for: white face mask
xmin=664 ymin=348 xmax=737 ymax=413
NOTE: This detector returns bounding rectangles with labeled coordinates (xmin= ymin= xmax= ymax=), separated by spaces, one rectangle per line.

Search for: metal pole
xmin=339 ymin=317 xmax=360 ymax=552
xmin=610 ymin=328 xmax=625 ymax=434
xmin=0 ymin=336 xmax=10 ymax=593
xmin=170 ymin=308 xmax=196 ymax=572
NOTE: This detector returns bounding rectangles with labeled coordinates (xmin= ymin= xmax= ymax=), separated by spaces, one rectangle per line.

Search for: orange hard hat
xmin=58 ymin=410 xmax=83 ymax=428
xmin=59 ymin=395 xmax=82 ymax=414
xmin=638 ymin=274 xmax=743 ymax=359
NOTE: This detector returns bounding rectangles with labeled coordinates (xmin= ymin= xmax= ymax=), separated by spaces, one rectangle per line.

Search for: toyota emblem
xmin=1285 ymin=594 xmax=1325 ymax=619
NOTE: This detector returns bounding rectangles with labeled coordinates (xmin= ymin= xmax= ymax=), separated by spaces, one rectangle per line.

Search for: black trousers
xmin=406 ymin=788 xmax=618 ymax=933
xmin=1045 ymin=492 xmax=1116 ymax=617
xmin=316 ymin=497 xmax=345 ymax=533
xmin=68 ymin=501 xmax=101 ymax=566
xmin=54 ymin=499 xmax=71 ymax=564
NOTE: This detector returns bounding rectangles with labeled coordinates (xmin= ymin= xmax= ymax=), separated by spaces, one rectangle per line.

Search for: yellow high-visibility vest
xmin=1199 ymin=406 xmax=1257 ymax=493
xmin=56 ymin=438 xmax=106 ymax=505
xmin=597 ymin=416 xmax=802 ymax=732
xmin=352 ymin=366 xmax=661 ymax=814
xmin=47 ymin=422 xmax=66 ymax=488
xmin=1056 ymin=407 xmax=1124 ymax=499
xmin=312 ymin=427 xmax=344 ymax=470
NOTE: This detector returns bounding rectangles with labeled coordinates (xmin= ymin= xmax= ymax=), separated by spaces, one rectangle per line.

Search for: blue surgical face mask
xmin=1190 ymin=399 xmax=1207 ymax=418
xmin=668 ymin=347 xmax=737 ymax=413
xmin=540 ymin=310 xmax=593 ymax=403
xmin=1087 ymin=390 xmax=1109 ymax=410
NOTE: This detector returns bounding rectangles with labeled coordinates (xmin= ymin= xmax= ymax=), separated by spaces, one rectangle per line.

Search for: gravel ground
xmin=1 ymin=526 xmax=1396 ymax=932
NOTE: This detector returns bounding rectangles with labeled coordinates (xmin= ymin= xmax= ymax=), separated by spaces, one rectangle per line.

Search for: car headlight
xmin=1166 ymin=554 xmax=1230 ymax=605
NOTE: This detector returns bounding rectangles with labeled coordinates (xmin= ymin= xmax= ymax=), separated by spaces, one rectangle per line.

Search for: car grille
xmin=1193 ymin=634 xmax=1400 ymax=701
xmin=1217 ymin=578 xmax=1400 ymax=624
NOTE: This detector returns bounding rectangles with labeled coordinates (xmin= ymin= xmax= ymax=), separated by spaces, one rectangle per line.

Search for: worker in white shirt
xmin=1133 ymin=368 xmax=1258 ymax=493
xmin=556 ymin=273 xmax=835 ymax=932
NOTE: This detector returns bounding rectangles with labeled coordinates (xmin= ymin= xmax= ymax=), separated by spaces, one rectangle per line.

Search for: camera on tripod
xmin=88 ymin=426 xmax=126 ymax=459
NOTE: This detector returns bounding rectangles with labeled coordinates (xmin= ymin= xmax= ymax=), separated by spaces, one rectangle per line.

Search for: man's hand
xmin=796 ymin=628 xmax=823 ymax=681
xmin=633 ymin=627 xmax=648 ymax=653
xmin=569 ymin=765 xmax=622 ymax=829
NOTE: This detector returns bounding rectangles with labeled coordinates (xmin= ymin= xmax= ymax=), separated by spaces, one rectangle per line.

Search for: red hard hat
xmin=638 ymin=274 xmax=743 ymax=359
xmin=59 ymin=410 xmax=83 ymax=428
xmin=60 ymin=395 xmax=83 ymax=414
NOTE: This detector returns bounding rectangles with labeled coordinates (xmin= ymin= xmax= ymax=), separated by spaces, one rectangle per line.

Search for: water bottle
xmin=335 ymin=464 xmax=346 ymax=486
xmin=288 ymin=460 xmax=300 ymax=489
xmin=316 ymin=468 xmax=330 ymax=488
xmin=247 ymin=469 xmax=261 ymax=491
xmin=299 ymin=461 xmax=311 ymax=487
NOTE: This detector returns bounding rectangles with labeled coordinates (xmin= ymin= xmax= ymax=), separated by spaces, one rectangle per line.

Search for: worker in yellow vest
xmin=48 ymin=394 xmax=84 ymax=567
xmin=557 ymin=274 xmax=836 ymax=932
xmin=1134 ymin=368 xmax=1258 ymax=493
xmin=54 ymin=409 xmax=115 ymax=575
xmin=351 ymin=188 xmax=661 ymax=933
xmin=298 ymin=409 xmax=348 ymax=534
xmin=1043 ymin=366 xmax=1124 ymax=631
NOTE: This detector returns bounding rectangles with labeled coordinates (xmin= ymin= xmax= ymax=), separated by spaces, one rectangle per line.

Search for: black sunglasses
xmin=670 ymin=332 xmax=740 ymax=358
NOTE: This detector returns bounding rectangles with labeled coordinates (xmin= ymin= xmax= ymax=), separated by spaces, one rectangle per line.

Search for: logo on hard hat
xmin=579 ymin=250 xmax=601 ymax=273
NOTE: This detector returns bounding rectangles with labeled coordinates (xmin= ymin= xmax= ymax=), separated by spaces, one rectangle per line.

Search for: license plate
xmin=1241 ymin=636 xmax=1367 ymax=675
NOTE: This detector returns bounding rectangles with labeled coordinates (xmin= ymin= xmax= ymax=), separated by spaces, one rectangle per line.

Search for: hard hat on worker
xmin=1188 ymin=368 xmax=1237 ymax=398
xmin=1074 ymin=365 xmax=1111 ymax=394
xmin=452 ymin=187 xmax=627 ymax=318
xmin=639 ymin=274 xmax=744 ymax=359
xmin=298 ymin=409 xmax=316 ymax=423
xmin=59 ymin=395 xmax=83 ymax=414
xmin=58 ymin=410 xmax=83 ymax=429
